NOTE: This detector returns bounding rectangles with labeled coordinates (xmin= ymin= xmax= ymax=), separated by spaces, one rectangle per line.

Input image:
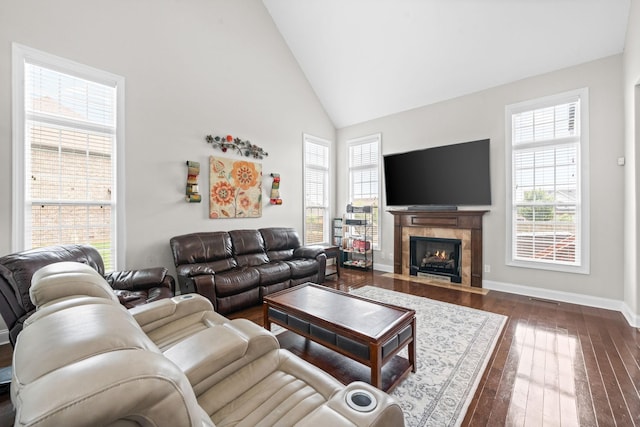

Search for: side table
xmin=319 ymin=244 xmax=340 ymax=279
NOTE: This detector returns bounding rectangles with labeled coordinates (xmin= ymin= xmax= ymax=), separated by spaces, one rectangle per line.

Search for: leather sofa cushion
xmin=164 ymin=326 xmax=250 ymax=387
xmin=201 ymin=349 xmax=343 ymax=425
xmin=255 ymin=262 xmax=291 ymax=285
xmin=294 ymin=245 xmax=325 ymax=259
xmin=164 ymin=321 xmax=279 ymax=395
xmin=229 ymin=230 xmax=269 ymax=267
xmin=260 ymin=227 xmax=301 ymax=261
xmin=259 ymin=281 xmax=290 ymax=299
xmin=106 ymin=267 xmax=169 ymax=290
xmin=176 ymin=258 xmax=237 ymax=277
xmin=213 ymin=268 xmax=260 ymax=297
xmin=216 ymin=288 xmax=260 ymax=315
xmin=115 ymin=287 xmax=174 ymax=309
xmin=170 ymin=232 xmax=233 ymax=265
xmin=260 ymin=227 xmax=301 ymax=250
xmin=285 ymin=259 xmax=320 ymax=279
xmin=264 ymin=248 xmax=294 ymax=262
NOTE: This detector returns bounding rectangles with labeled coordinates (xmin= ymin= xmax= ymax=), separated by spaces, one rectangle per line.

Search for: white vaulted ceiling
xmin=263 ymin=0 xmax=631 ymax=128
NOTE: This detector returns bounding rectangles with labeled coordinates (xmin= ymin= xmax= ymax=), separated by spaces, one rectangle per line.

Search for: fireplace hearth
xmin=410 ymin=236 xmax=462 ymax=283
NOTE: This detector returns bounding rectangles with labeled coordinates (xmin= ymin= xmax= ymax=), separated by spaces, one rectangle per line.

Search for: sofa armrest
xmin=190 ymin=275 xmax=218 ymax=309
xmin=293 ymin=245 xmax=325 ymax=260
xmin=129 ymin=294 xmax=216 ymax=331
xmin=105 ymin=267 xmax=176 ymax=293
xmin=164 ymin=319 xmax=280 ymax=394
xmin=292 ymin=247 xmax=327 ymax=284
xmin=12 ymin=350 xmax=213 ymax=427
xmin=320 ymin=381 xmax=405 ymax=427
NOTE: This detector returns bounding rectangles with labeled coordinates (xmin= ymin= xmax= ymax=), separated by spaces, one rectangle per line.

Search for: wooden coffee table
xmin=263 ymin=283 xmax=416 ymax=392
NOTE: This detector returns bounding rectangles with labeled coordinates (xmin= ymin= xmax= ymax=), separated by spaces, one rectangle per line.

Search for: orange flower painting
xmin=232 ymin=161 xmax=259 ymax=190
xmin=209 ymin=156 xmax=262 ymax=218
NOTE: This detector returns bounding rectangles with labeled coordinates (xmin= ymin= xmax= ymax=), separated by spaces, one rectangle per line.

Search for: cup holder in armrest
xmin=345 ymin=389 xmax=377 ymax=412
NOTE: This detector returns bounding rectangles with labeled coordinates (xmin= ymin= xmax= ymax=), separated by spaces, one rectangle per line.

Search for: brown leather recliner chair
xmin=0 ymin=244 xmax=175 ymax=345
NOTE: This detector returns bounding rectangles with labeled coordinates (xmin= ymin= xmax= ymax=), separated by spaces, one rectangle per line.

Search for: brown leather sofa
xmin=170 ymin=227 xmax=326 ymax=314
xmin=10 ymin=262 xmax=405 ymax=426
xmin=0 ymin=244 xmax=175 ymax=345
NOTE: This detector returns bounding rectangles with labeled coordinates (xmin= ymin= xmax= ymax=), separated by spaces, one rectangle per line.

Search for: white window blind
xmin=13 ymin=45 xmax=123 ymax=270
xmin=303 ymin=135 xmax=330 ymax=245
xmin=507 ymin=90 xmax=589 ymax=273
xmin=347 ymin=134 xmax=380 ymax=249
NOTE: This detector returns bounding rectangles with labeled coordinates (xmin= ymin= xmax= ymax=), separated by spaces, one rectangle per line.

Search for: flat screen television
xmin=383 ymin=139 xmax=491 ymax=208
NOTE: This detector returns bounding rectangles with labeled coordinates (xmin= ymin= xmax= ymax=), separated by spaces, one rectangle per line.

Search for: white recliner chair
xmin=11 ymin=261 xmax=405 ymax=427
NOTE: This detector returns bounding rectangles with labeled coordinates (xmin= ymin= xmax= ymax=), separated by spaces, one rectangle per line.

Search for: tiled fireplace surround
xmin=389 ymin=210 xmax=487 ymax=288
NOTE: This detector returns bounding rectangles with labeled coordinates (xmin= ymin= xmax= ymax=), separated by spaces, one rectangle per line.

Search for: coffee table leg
xmin=371 ymin=344 xmax=382 ymax=389
xmin=263 ymin=303 xmax=271 ymax=331
xmin=410 ymin=317 xmax=416 ymax=372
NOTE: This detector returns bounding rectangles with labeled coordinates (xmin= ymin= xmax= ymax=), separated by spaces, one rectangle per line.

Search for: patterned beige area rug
xmin=350 ymin=286 xmax=507 ymax=427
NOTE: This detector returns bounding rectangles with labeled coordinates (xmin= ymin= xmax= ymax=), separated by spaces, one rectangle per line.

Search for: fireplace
xmin=389 ymin=209 xmax=487 ymax=288
xmin=410 ymin=236 xmax=462 ymax=283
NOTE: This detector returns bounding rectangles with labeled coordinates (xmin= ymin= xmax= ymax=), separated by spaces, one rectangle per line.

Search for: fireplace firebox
xmin=410 ymin=236 xmax=462 ymax=283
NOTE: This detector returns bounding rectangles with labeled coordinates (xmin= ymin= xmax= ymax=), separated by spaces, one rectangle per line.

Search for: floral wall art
xmin=209 ymin=156 xmax=262 ymax=218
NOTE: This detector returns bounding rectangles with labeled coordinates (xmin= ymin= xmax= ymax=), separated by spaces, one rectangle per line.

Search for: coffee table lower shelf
xmin=276 ymin=330 xmax=413 ymax=393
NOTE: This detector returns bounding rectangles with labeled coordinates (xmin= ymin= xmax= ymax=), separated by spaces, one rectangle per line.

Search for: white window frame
xmin=505 ymin=88 xmax=590 ymax=274
xmin=302 ymin=134 xmax=331 ymax=245
xmin=347 ymin=133 xmax=381 ymax=250
xmin=12 ymin=43 xmax=126 ymax=270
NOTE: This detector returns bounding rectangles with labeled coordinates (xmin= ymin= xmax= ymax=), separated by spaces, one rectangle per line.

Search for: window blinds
xmin=511 ymin=100 xmax=580 ymax=266
xmin=24 ymin=62 xmax=117 ymax=269
xmin=348 ymin=136 xmax=380 ymax=248
xmin=303 ymin=138 xmax=329 ymax=244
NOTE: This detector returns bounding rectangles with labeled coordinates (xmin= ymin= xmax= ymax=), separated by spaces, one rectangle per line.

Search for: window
xmin=347 ymin=134 xmax=381 ymax=249
xmin=506 ymin=88 xmax=589 ymax=274
xmin=303 ymin=134 xmax=331 ymax=245
xmin=12 ymin=44 xmax=124 ymax=270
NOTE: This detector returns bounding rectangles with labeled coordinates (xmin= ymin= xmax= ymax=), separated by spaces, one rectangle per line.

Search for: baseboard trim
xmin=620 ymin=302 xmax=640 ymax=328
xmin=484 ymin=279 xmax=639 ymax=328
xmin=373 ymin=263 xmax=393 ymax=273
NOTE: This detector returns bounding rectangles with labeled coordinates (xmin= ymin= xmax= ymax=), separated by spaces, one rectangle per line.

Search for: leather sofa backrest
xmin=30 ymin=262 xmax=120 ymax=309
xmin=170 ymin=232 xmax=238 ymax=277
xmin=0 ymin=245 xmax=105 ymax=314
xmin=13 ymin=303 xmax=157 ymax=389
xmin=260 ymin=227 xmax=302 ymax=261
xmin=0 ymin=245 xmax=105 ymax=344
xmin=228 ymin=230 xmax=269 ymax=267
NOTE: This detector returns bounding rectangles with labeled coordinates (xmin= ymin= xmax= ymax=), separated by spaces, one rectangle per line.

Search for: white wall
xmin=337 ymin=55 xmax=625 ymax=301
xmin=0 ymin=0 xmax=334 ymax=270
xmin=0 ymin=1 xmax=633 ymax=333
xmin=0 ymin=0 xmax=335 ymax=334
xmin=623 ymin=0 xmax=640 ymax=316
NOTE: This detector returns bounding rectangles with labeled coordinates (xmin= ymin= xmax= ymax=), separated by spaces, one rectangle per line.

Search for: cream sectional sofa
xmin=10 ymin=262 xmax=405 ymax=426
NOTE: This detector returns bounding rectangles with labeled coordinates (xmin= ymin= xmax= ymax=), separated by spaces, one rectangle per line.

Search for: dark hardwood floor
xmin=1 ymin=269 xmax=638 ymax=426
xmin=230 ymin=270 xmax=639 ymax=426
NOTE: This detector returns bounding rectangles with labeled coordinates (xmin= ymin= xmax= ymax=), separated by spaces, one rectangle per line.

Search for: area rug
xmin=349 ymin=286 xmax=507 ymax=427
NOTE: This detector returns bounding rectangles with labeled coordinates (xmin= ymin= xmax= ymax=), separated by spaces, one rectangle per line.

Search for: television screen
xmin=383 ymin=139 xmax=491 ymax=207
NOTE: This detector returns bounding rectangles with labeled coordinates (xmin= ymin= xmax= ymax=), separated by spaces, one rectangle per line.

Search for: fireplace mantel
xmin=389 ymin=209 xmax=487 ymax=288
